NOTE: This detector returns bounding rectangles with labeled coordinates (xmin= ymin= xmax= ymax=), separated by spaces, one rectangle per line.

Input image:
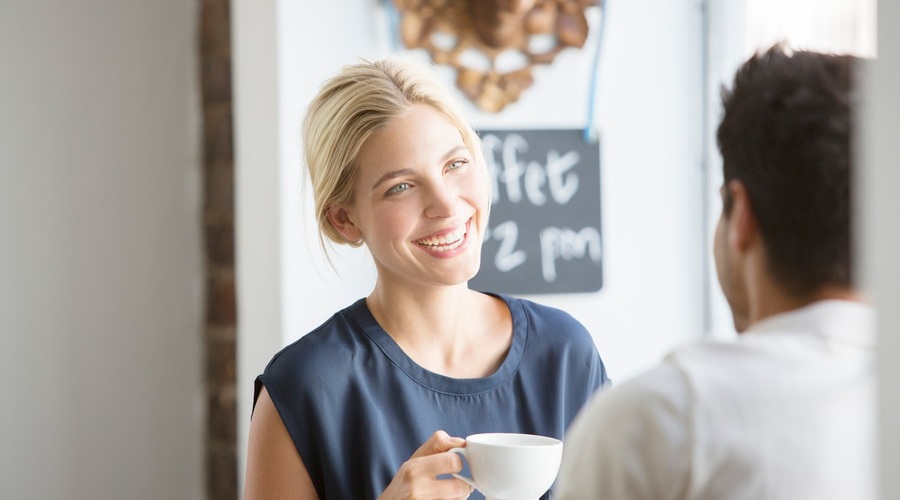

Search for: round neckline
xmin=348 ymin=292 xmax=527 ymax=396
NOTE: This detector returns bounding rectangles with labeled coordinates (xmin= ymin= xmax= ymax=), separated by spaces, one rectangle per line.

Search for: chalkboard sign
xmin=470 ymin=129 xmax=603 ymax=295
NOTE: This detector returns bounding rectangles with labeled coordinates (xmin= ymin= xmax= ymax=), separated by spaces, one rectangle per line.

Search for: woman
xmin=244 ymin=57 xmax=608 ymax=500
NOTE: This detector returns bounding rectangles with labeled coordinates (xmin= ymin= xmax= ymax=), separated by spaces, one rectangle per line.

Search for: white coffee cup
xmin=449 ymin=432 xmax=563 ymax=500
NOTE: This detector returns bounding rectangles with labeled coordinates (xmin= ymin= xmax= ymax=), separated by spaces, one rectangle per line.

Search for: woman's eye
xmin=387 ymin=182 xmax=410 ymax=195
xmin=449 ymin=159 xmax=468 ymax=170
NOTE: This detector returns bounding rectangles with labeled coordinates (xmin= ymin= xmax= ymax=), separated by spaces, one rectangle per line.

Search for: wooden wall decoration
xmin=394 ymin=0 xmax=600 ymax=113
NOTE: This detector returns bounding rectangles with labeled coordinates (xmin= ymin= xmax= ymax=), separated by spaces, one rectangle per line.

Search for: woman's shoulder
xmin=500 ymin=294 xmax=590 ymax=336
xmin=490 ymin=293 xmax=599 ymax=362
xmin=263 ymin=299 xmax=370 ymax=379
xmin=497 ymin=293 xmax=610 ymax=386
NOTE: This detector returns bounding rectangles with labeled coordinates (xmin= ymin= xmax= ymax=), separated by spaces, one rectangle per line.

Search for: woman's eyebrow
xmin=442 ymin=145 xmax=469 ymax=160
xmin=372 ymin=168 xmax=415 ymax=190
xmin=370 ymin=145 xmax=469 ymax=190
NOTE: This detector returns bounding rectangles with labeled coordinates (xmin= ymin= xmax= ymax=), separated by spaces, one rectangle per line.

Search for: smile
xmin=414 ymin=222 xmax=468 ymax=252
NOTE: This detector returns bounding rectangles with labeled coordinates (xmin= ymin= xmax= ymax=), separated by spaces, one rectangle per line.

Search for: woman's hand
xmin=378 ymin=430 xmax=474 ymax=500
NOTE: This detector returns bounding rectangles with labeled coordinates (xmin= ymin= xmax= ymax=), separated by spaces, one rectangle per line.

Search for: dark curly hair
xmin=716 ymin=45 xmax=859 ymax=296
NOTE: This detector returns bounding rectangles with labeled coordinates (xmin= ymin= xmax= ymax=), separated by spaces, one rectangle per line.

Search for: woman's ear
xmin=326 ymin=204 xmax=363 ymax=244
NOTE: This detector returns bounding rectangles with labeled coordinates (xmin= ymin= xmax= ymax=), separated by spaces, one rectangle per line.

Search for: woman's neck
xmin=366 ymin=281 xmax=472 ymax=345
xmin=366 ymin=281 xmax=511 ymax=378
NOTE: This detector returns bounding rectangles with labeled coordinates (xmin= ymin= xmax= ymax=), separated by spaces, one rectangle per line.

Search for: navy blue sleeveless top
xmin=255 ymin=293 xmax=608 ymax=499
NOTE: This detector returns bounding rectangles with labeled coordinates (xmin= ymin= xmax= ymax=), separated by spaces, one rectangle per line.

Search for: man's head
xmin=714 ymin=45 xmax=859 ymax=329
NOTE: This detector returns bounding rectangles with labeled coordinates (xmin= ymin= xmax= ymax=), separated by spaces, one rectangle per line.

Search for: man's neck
xmin=746 ymin=281 xmax=861 ymax=332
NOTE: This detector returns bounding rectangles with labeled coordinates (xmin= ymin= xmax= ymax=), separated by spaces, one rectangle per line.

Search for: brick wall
xmin=201 ymin=0 xmax=238 ymax=497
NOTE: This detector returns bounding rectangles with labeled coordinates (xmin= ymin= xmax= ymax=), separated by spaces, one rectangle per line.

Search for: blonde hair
xmin=302 ymin=57 xmax=484 ymax=255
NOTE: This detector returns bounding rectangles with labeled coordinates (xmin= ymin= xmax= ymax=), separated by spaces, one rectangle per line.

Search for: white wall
xmin=235 ymin=1 xmax=900 ymax=496
xmin=231 ymin=1 xmax=285 ymax=488
xmin=0 ymin=1 xmax=204 ymax=498
xmin=703 ymin=0 xmax=878 ymax=342
xmin=462 ymin=0 xmax=708 ymax=382
xmin=233 ymin=0 xmax=707 ymax=479
xmin=276 ymin=0 xmax=706 ymax=380
xmin=703 ymin=0 xmax=745 ymax=340
xmin=861 ymin=1 xmax=900 ymax=497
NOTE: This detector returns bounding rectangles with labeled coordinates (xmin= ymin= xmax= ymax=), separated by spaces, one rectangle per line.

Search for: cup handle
xmin=448 ymin=447 xmax=478 ymax=490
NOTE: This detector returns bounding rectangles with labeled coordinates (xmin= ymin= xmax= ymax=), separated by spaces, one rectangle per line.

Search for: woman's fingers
xmin=378 ymin=431 xmax=473 ymax=500
xmin=394 ymin=453 xmax=473 ymax=498
xmin=410 ymin=430 xmax=466 ymax=459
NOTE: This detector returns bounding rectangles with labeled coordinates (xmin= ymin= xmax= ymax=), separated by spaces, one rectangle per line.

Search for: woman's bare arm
xmin=244 ymin=386 xmax=319 ymax=500
xmin=245 ymin=388 xmax=471 ymax=499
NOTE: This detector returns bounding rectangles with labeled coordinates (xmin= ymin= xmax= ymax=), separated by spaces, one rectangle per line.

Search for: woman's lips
xmin=414 ymin=220 xmax=469 ymax=252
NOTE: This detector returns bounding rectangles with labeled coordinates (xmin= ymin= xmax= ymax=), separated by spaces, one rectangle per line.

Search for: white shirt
xmin=556 ymin=300 xmax=876 ymax=500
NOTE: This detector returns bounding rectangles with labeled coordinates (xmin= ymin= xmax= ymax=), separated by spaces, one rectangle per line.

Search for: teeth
xmin=417 ymin=224 xmax=467 ymax=250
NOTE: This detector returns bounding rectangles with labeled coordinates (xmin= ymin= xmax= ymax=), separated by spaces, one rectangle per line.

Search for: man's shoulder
xmin=557 ymin=361 xmax=694 ymax=499
xmin=576 ymin=361 xmax=691 ymax=426
xmin=604 ymin=339 xmax=778 ymax=413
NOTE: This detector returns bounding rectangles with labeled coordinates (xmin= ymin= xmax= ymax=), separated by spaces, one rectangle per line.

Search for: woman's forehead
xmin=355 ymin=105 xmax=469 ymax=174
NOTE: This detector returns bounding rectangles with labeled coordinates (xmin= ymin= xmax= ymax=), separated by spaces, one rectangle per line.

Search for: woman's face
xmin=331 ymin=104 xmax=490 ymax=290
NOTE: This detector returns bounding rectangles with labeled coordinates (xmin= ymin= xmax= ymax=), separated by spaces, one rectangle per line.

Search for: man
xmin=556 ymin=45 xmax=874 ymax=499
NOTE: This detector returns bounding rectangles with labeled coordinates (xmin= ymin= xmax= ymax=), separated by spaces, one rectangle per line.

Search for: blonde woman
xmin=244 ymin=57 xmax=608 ymax=500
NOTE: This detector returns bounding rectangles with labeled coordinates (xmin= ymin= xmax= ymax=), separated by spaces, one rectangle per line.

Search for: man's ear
xmin=326 ymin=204 xmax=362 ymax=244
xmin=726 ymin=180 xmax=757 ymax=253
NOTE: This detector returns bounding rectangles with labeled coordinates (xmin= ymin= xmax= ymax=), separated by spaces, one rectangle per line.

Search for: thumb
xmin=412 ymin=430 xmax=466 ymax=458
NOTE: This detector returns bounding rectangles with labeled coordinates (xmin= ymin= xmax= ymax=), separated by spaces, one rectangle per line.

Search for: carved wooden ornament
xmin=394 ymin=0 xmax=599 ymax=113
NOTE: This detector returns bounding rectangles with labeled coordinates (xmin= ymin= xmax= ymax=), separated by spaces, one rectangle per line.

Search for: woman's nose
xmin=423 ymin=182 xmax=458 ymax=218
